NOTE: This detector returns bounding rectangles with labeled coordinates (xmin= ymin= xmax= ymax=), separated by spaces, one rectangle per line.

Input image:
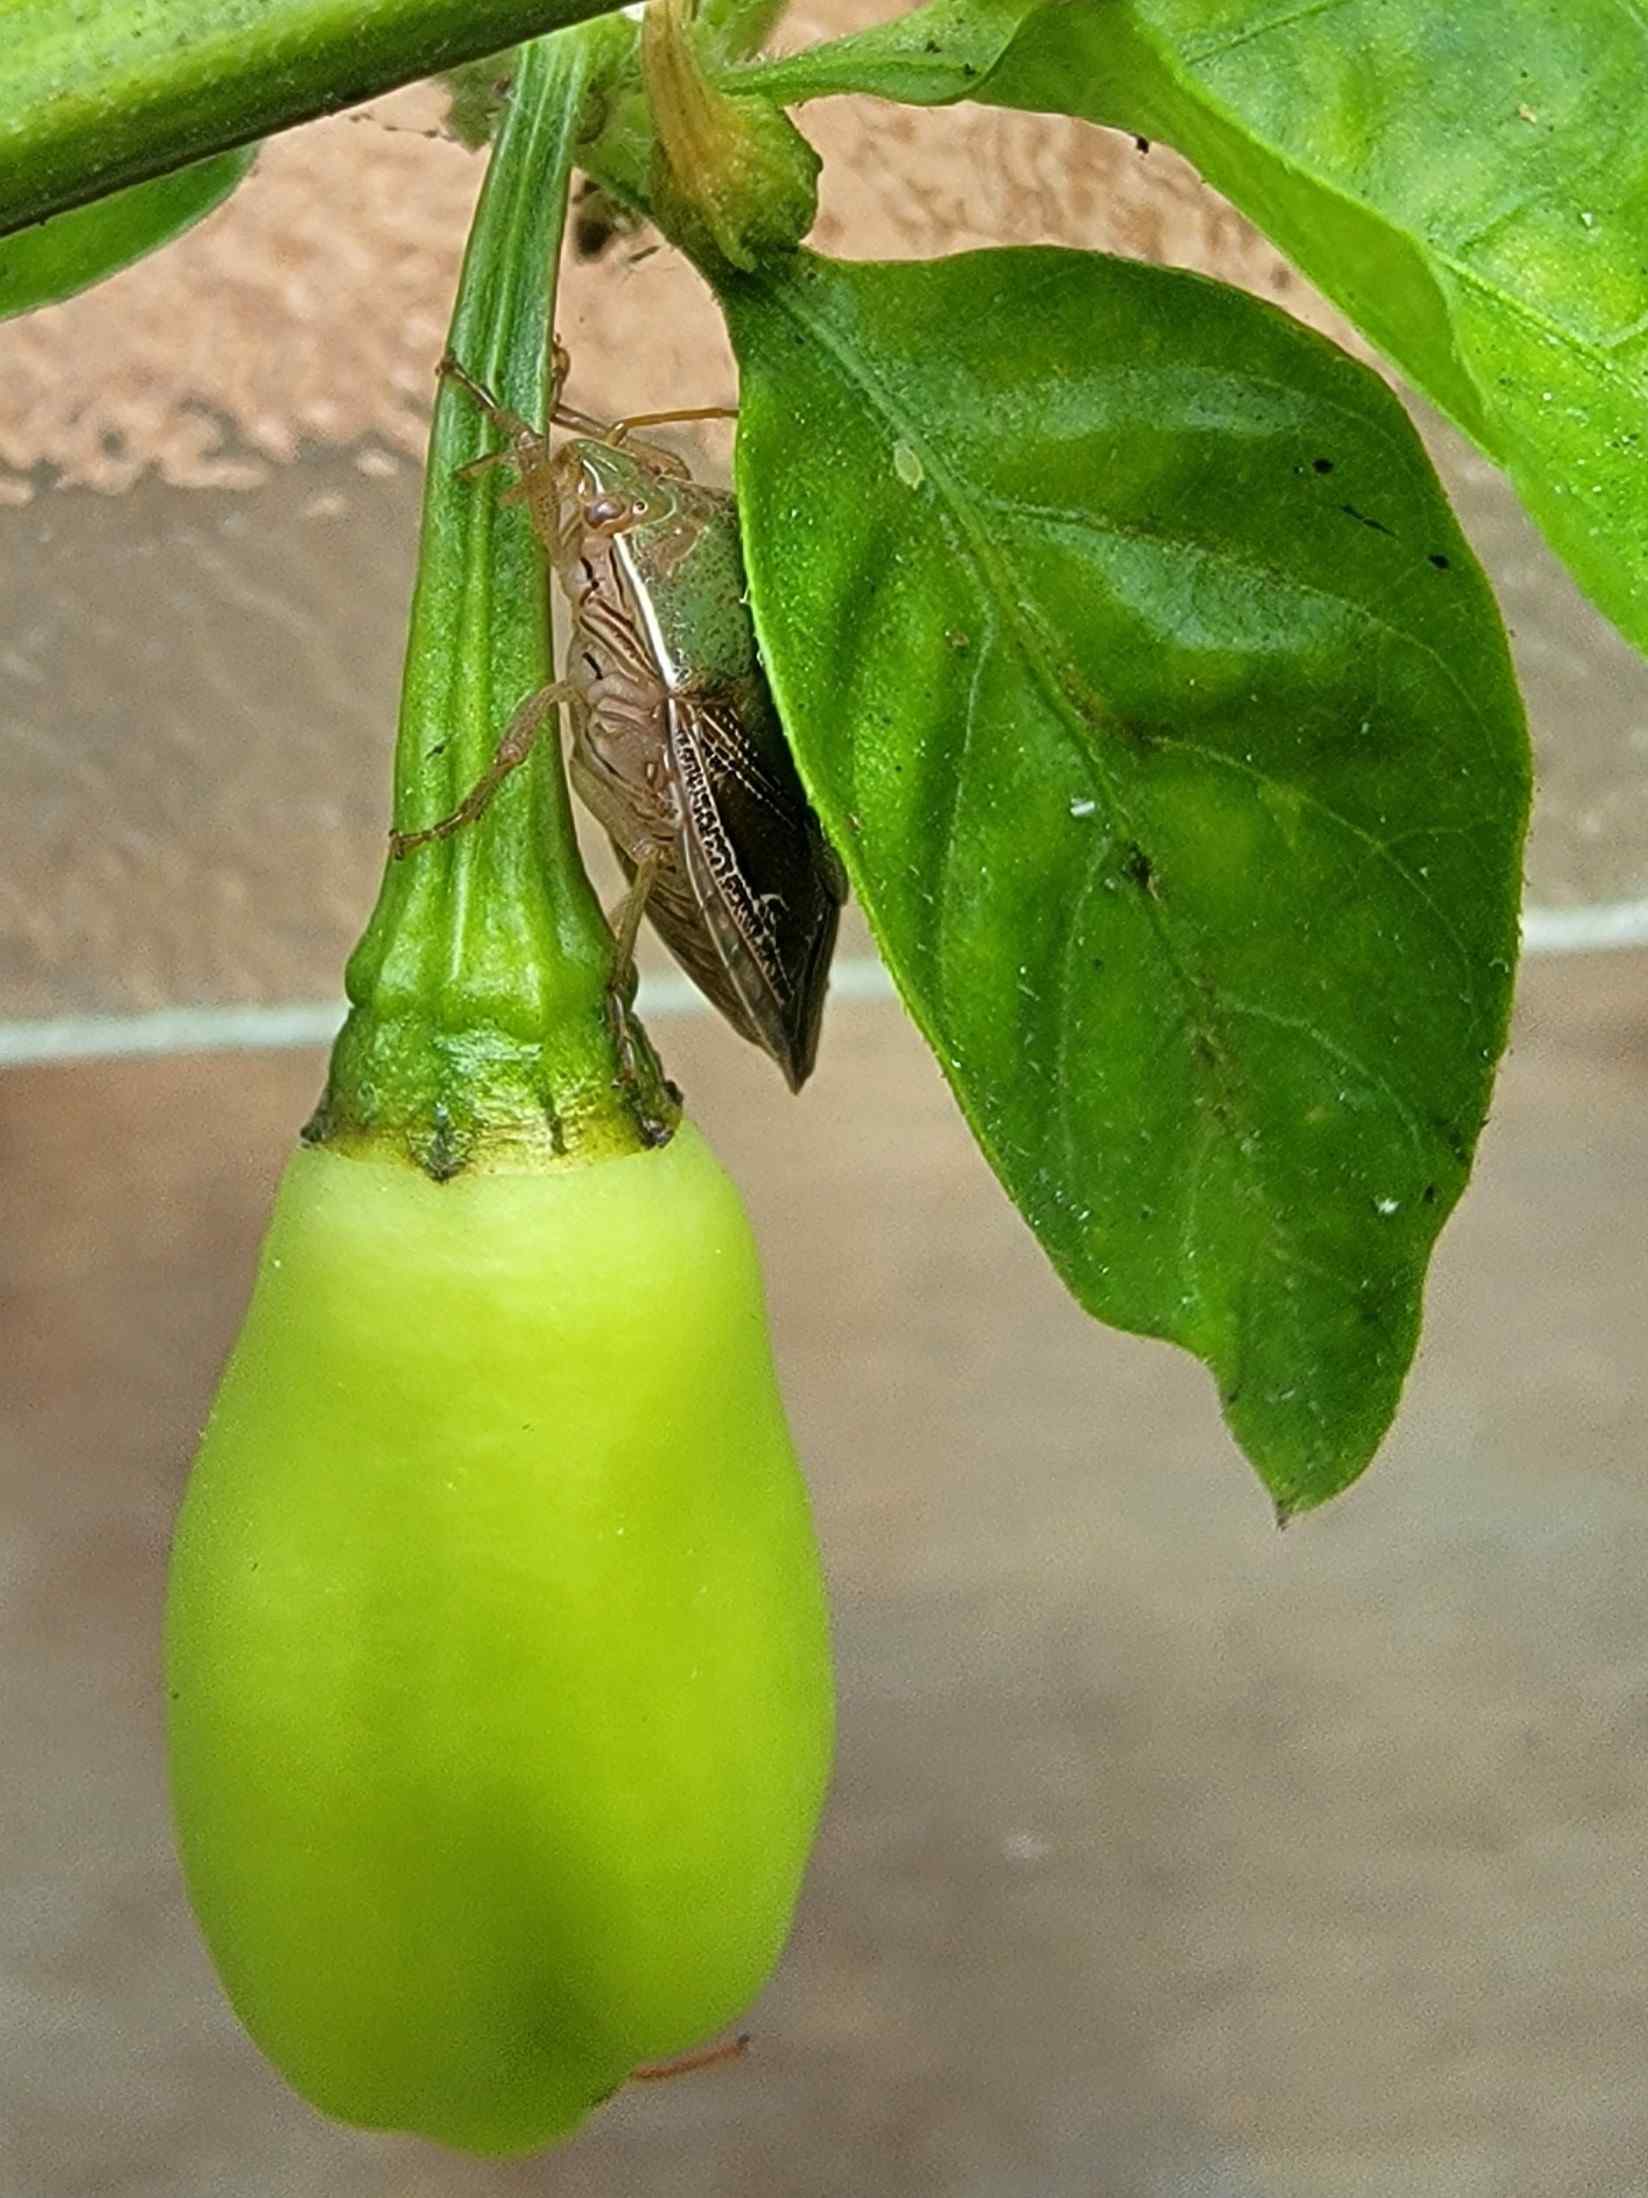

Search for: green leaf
xmin=0 ymin=0 xmax=630 ymax=240
xmin=734 ymin=0 xmax=1648 ymax=661
xmin=0 ymin=149 xmax=256 ymax=321
xmin=719 ymin=247 xmax=1529 ymax=1512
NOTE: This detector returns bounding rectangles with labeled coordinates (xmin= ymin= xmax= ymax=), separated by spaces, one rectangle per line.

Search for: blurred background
xmin=4 ymin=6 xmax=1648 ymax=2192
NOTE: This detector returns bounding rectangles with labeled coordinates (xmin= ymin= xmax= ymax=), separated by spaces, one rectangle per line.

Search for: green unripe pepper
xmin=167 ymin=1124 xmax=832 ymax=2153
xmin=164 ymin=34 xmax=834 ymax=2151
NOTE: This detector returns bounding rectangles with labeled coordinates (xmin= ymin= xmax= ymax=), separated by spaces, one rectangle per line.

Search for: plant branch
xmin=0 ymin=0 xmax=628 ymax=240
xmin=320 ymin=24 xmax=675 ymax=1170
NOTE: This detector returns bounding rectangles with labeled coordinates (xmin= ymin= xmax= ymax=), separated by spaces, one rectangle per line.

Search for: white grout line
xmin=1519 ymin=898 xmax=1648 ymax=954
xmin=0 ymin=957 xmax=901 ymax=1069
xmin=0 ymin=1000 xmax=349 ymax=1066
xmin=0 ymin=906 xmax=1641 ymax=1070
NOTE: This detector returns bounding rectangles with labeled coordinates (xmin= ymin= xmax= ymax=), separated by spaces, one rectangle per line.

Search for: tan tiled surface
xmin=4 ymin=13 xmax=1646 ymax=1011
xmin=4 ymin=949 xmax=1648 ymax=2198
xmin=5 ymin=19 xmax=1648 ymax=2191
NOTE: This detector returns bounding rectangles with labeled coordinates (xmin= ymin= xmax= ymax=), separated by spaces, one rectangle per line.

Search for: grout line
xmin=0 ymin=906 xmax=1641 ymax=1070
xmin=0 ymin=957 xmax=901 ymax=1069
xmin=1520 ymin=899 xmax=1648 ymax=954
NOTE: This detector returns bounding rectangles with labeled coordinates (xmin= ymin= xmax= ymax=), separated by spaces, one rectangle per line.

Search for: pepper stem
xmin=311 ymin=29 xmax=679 ymax=1175
xmin=642 ymin=0 xmax=819 ymax=272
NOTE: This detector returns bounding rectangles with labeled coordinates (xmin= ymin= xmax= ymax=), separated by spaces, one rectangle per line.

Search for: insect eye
xmin=585 ymin=492 xmax=631 ymax=531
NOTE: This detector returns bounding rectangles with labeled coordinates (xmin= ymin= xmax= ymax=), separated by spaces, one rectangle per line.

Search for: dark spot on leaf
xmin=961 ymin=59 xmax=977 ymax=75
xmin=946 ymin=629 xmax=970 ymax=650
xmin=427 ymin=740 xmax=447 ymax=758
xmin=1339 ymin=501 xmax=1395 ymax=538
xmin=1312 ymin=456 xmax=1335 ymax=475
xmin=923 ymin=34 xmax=939 ymax=50
xmin=1422 ymin=1182 xmax=1439 ymax=1204
xmin=1428 ymin=552 xmax=1451 ymax=571
xmin=1122 ymin=843 xmax=1155 ymax=893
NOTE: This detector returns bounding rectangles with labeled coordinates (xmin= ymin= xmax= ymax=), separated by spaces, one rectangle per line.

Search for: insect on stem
xmin=399 ymin=339 xmax=846 ymax=1090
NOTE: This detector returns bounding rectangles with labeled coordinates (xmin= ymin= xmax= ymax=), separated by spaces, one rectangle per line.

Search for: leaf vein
xmin=1053 ymin=860 xmax=1099 ymax=1202
xmin=933 ymin=605 xmax=996 ymax=1007
xmin=1177 ymin=1108 xmax=1223 ymax=1337
xmin=976 ymin=493 xmax=1493 ymax=743
xmin=1441 ymin=255 xmax=1648 ymax=399
xmin=1221 ymin=994 xmax=1429 ymax=1160
xmin=1147 ymin=735 xmax=1483 ymax=1016
xmin=1182 ymin=0 xmax=1363 ymax=67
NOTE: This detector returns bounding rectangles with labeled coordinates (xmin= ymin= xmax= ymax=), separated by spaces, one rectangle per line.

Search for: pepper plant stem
xmin=318 ymin=26 xmax=675 ymax=1173
xmin=0 ymin=0 xmax=628 ymax=239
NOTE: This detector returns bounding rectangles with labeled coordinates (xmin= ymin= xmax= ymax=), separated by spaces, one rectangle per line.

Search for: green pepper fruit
xmin=167 ymin=1121 xmax=832 ymax=2154
xmin=166 ymin=34 xmax=833 ymax=2148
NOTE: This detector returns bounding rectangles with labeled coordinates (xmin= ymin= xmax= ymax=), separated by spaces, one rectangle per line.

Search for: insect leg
xmin=610 ymin=403 xmax=738 ymax=438
xmin=630 ymin=2035 xmax=751 ymax=2084
xmin=543 ymin=337 xmax=732 ymax=482
xmin=599 ymin=845 xmax=679 ymax=1145
xmin=547 ymin=379 xmax=735 ymax=482
xmin=436 ymin=352 xmax=538 ymax=446
xmin=610 ymin=405 xmax=738 ymax=483
xmin=389 ymin=682 xmax=583 ymax=858
xmin=436 ymin=352 xmax=570 ymax=552
xmin=453 ymin=447 xmax=513 ymax=485
xmin=605 ymin=846 xmax=663 ymax=987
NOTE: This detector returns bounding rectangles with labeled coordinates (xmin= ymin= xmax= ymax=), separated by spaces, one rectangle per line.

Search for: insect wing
xmin=625 ymin=834 xmax=770 ymax=1056
xmin=670 ymin=695 xmax=844 ymax=1090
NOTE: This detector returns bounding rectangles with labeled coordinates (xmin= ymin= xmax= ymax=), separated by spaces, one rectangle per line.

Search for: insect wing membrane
xmin=672 ymin=695 xmax=843 ymax=1090
xmin=624 ymin=824 xmax=769 ymax=1056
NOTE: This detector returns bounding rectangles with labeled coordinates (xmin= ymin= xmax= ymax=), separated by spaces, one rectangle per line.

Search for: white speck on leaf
xmin=892 ymin=442 xmax=924 ymax=490
xmin=1069 ymin=795 xmax=1097 ymax=818
xmin=1375 ymin=1197 xmax=1400 ymax=1216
